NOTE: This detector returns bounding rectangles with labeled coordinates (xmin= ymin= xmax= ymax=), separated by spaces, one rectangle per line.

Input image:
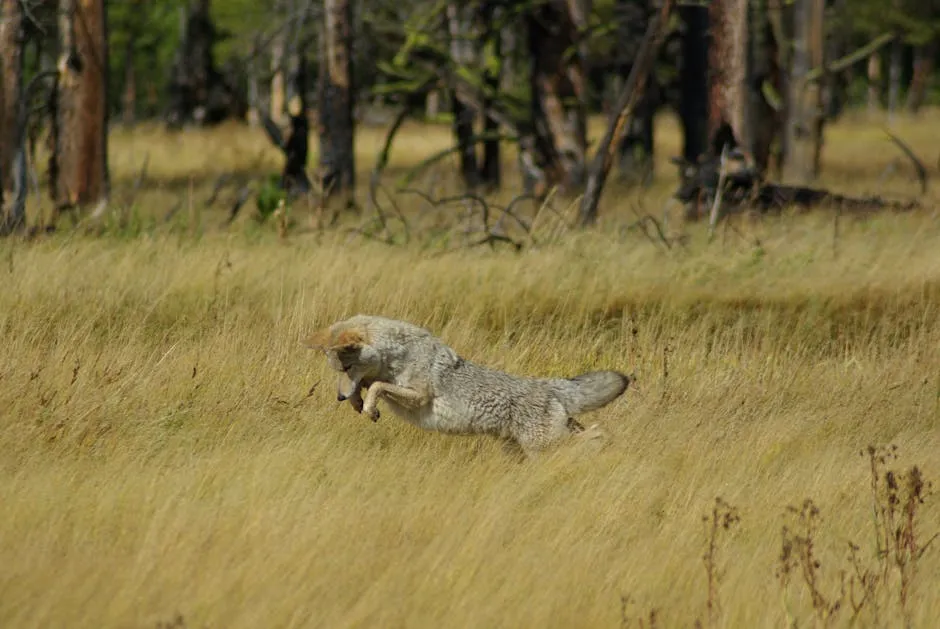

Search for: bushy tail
xmin=550 ymin=370 xmax=630 ymax=416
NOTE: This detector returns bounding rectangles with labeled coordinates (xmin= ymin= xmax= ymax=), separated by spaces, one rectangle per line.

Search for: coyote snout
xmin=305 ymin=315 xmax=630 ymax=453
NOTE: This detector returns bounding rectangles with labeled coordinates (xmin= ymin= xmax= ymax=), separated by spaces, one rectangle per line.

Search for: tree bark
xmin=270 ymin=0 xmax=288 ymax=127
xmin=51 ymin=0 xmax=109 ymax=211
xmin=282 ymin=36 xmax=310 ymax=196
xmin=578 ymin=1 xmax=673 ymax=227
xmin=615 ymin=0 xmax=654 ymax=186
xmin=887 ymin=36 xmax=902 ymax=125
xmin=526 ymin=0 xmax=588 ymax=194
xmin=0 ymin=0 xmax=24 ymax=197
xmin=707 ymin=0 xmax=748 ymax=152
xmin=782 ymin=0 xmax=824 ymax=183
xmin=906 ymin=41 xmax=936 ymax=113
xmin=477 ymin=0 xmax=501 ymax=189
xmin=678 ymin=3 xmax=709 ymax=163
xmin=121 ymin=33 xmax=136 ymax=126
xmin=867 ymin=52 xmax=881 ymax=114
xmin=745 ymin=0 xmax=781 ymax=174
xmin=447 ymin=2 xmax=478 ymax=189
xmin=319 ymin=0 xmax=355 ymax=198
xmin=0 ymin=0 xmax=26 ymax=231
xmin=165 ymin=0 xmax=241 ymax=127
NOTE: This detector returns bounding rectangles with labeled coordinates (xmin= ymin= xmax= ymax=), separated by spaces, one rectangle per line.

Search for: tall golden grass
xmin=1 ymin=112 xmax=938 ymax=628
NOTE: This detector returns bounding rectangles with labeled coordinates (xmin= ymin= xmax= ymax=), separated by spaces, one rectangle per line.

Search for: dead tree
xmin=678 ymin=1 xmax=709 ymax=163
xmin=783 ymin=0 xmax=825 ymax=183
xmin=165 ymin=0 xmax=243 ymax=127
xmin=906 ymin=41 xmax=936 ymax=113
xmin=614 ymin=0 xmax=656 ymax=186
xmin=578 ymin=0 xmax=673 ymax=226
xmin=319 ymin=0 xmax=355 ymax=200
xmin=0 ymin=0 xmax=24 ymax=231
xmin=477 ymin=0 xmax=501 ymax=189
xmin=1 ymin=0 xmax=24 ymax=195
xmin=50 ymin=0 xmax=109 ymax=214
xmin=525 ymin=0 xmax=589 ymax=194
xmin=746 ymin=0 xmax=782 ymax=174
xmin=707 ymin=0 xmax=748 ymax=153
xmin=447 ymin=2 xmax=478 ymax=189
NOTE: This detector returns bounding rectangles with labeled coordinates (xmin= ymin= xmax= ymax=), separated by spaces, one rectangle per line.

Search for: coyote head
xmin=304 ymin=321 xmax=384 ymax=406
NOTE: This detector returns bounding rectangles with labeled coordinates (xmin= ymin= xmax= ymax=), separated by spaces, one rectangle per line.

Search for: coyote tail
xmin=551 ymin=370 xmax=630 ymax=416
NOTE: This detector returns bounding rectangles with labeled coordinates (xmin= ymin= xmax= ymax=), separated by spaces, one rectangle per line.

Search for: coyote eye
xmin=336 ymin=346 xmax=360 ymax=371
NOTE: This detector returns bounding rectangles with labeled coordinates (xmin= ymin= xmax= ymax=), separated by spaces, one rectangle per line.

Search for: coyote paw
xmin=364 ymin=406 xmax=380 ymax=422
xmin=349 ymin=395 xmax=364 ymax=413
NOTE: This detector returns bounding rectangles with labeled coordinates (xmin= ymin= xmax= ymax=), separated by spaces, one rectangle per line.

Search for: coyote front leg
xmin=337 ymin=373 xmax=365 ymax=413
xmin=361 ymin=382 xmax=428 ymax=422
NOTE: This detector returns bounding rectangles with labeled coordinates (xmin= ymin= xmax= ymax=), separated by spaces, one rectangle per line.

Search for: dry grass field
xmin=1 ymin=111 xmax=939 ymax=628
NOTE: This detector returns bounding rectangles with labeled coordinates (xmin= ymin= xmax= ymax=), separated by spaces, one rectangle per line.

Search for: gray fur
xmin=306 ymin=315 xmax=631 ymax=453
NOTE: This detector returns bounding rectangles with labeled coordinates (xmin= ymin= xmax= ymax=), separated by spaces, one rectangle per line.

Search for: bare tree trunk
xmin=165 ymin=0 xmax=242 ymax=127
xmin=319 ymin=0 xmax=355 ymax=199
xmin=887 ymin=36 xmax=902 ymax=125
xmin=51 ymin=0 xmax=109 ymax=213
xmin=615 ymin=0 xmax=654 ymax=186
xmin=746 ymin=0 xmax=782 ymax=174
xmin=707 ymin=0 xmax=748 ymax=152
xmin=447 ymin=2 xmax=478 ymax=189
xmin=0 ymin=0 xmax=25 ymax=230
xmin=281 ymin=34 xmax=310 ymax=196
xmin=783 ymin=0 xmax=824 ymax=183
xmin=121 ymin=35 xmax=136 ymax=126
xmin=906 ymin=41 xmax=936 ymax=113
xmin=678 ymin=2 xmax=709 ymax=163
xmin=425 ymin=90 xmax=441 ymax=118
xmin=525 ymin=0 xmax=588 ymax=193
xmin=0 ymin=0 xmax=24 ymax=196
xmin=270 ymin=0 xmax=288 ymax=127
xmin=477 ymin=0 xmax=501 ymax=189
xmin=867 ymin=52 xmax=881 ymax=114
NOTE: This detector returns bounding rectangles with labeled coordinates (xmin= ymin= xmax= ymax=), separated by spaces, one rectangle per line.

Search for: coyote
xmin=304 ymin=315 xmax=629 ymax=453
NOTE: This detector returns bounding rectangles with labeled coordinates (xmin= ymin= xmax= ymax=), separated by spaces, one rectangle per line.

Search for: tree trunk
xmin=165 ymin=0 xmax=241 ymax=127
xmin=0 ymin=0 xmax=25 ymax=231
xmin=281 ymin=37 xmax=310 ymax=196
xmin=0 ymin=0 xmax=24 ymax=195
xmin=906 ymin=41 xmax=936 ymax=113
xmin=447 ymin=2 xmax=478 ymax=189
xmin=678 ymin=3 xmax=709 ymax=163
xmin=51 ymin=0 xmax=109 ymax=212
xmin=615 ymin=0 xmax=654 ymax=186
xmin=887 ymin=36 xmax=902 ymax=125
xmin=477 ymin=1 xmax=501 ymax=189
xmin=121 ymin=34 xmax=136 ymax=126
xmin=425 ymin=90 xmax=441 ymax=118
xmin=270 ymin=0 xmax=288 ymax=128
xmin=525 ymin=0 xmax=588 ymax=193
xmin=707 ymin=0 xmax=748 ymax=152
xmin=745 ymin=0 xmax=781 ymax=174
xmin=782 ymin=0 xmax=824 ymax=183
xmin=319 ymin=0 xmax=355 ymax=199
xmin=867 ymin=52 xmax=881 ymax=114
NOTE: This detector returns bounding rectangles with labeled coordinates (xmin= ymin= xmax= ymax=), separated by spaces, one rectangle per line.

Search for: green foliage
xmin=255 ymin=175 xmax=285 ymax=223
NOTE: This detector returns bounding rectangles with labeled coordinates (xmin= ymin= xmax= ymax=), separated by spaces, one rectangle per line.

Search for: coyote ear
xmin=303 ymin=327 xmax=333 ymax=351
xmin=303 ymin=326 xmax=368 ymax=351
xmin=332 ymin=328 xmax=367 ymax=350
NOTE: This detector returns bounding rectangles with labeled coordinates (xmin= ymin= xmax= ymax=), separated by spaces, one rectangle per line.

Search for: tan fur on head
xmin=303 ymin=325 xmax=369 ymax=351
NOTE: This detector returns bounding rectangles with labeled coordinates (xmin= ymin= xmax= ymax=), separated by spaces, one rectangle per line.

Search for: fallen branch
xmin=883 ymin=128 xmax=928 ymax=194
